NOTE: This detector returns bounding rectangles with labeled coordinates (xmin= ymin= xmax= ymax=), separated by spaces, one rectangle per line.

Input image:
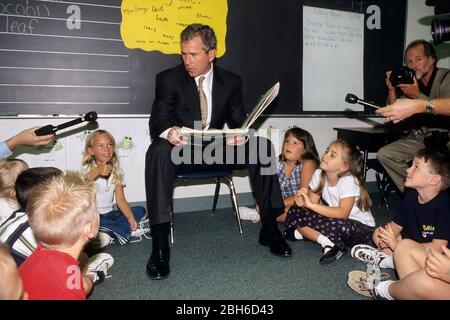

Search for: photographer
xmin=378 ymin=39 xmax=450 ymax=193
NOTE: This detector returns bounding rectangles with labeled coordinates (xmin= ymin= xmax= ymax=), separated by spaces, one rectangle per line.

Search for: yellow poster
xmin=121 ymin=0 xmax=228 ymax=57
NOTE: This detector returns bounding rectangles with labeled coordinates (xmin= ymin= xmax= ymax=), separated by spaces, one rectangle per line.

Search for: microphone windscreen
xmin=34 ymin=124 xmax=56 ymax=136
xmin=345 ymin=93 xmax=358 ymax=104
xmin=84 ymin=111 xmax=98 ymax=121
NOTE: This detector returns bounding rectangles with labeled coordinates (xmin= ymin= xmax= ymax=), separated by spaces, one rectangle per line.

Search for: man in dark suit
xmin=145 ymin=24 xmax=291 ymax=280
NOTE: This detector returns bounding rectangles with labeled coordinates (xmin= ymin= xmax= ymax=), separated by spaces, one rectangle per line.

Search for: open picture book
xmin=180 ymin=82 xmax=280 ymax=137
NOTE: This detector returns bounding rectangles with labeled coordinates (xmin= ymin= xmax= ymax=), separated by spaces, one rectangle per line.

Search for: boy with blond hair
xmin=0 ymin=159 xmax=28 ymax=225
xmin=18 ymin=171 xmax=110 ymax=300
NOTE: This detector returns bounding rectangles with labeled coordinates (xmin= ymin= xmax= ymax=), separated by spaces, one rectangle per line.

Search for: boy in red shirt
xmin=19 ymin=172 xmax=100 ymax=300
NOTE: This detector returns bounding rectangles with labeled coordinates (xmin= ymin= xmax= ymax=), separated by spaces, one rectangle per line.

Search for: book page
xmin=180 ymin=82 xmax=279 ymax=138
xmin=241 ymin=82 xmax=280 ymax=129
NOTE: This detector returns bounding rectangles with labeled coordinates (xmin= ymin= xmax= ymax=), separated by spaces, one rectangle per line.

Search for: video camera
xmin=389 ymin=66 xmax=415 ymax=87
xmin=427 ymin=0 xmax=450 ymax=44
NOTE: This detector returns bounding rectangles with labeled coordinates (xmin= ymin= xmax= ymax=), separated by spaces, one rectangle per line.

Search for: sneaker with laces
xmin=238 ymin=206 xmax=260 ymax=223
xmin=130 ymin=220 xmax=151 ymax=243
xmin=86 ymin=253 xmax=114 ymax=285
xmin=347 ymin=270 xmax=391 ymax=299
xmin=139 ymin=216 xmax=149 ymax=225
xmin=347 ymin=270 xmax=374 ymax=297
xmin=89 ymin=232 xmax=115 ymax=249
xmin=351 ymin=244 xmax=389 ymax=267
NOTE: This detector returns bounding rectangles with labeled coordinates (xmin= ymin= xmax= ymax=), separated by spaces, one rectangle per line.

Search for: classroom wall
xmin=0 ymin=116 xmax=383 ymax=204
xmin=1 ymin=1 xmax=440 ymax=205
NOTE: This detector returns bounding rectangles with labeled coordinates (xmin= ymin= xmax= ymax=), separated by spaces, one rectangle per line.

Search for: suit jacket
xmin=149 ymin=64 xmax=247 ymax=140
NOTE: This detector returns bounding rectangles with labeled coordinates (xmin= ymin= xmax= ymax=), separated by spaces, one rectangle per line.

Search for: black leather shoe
xmin=146 ymin=248 xmax=170 ymax=280
xmin=283 ymin=228 xmax=299 ymax=241
xmin=269 ymin=234 xmax=292 ymax=257
xmin=259 ymin=230 xmax=292 ymax=257
xmin=319 ymin=245 xmax=347 ymax=264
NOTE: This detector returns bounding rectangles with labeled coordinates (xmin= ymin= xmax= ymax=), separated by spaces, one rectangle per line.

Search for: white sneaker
xmin=130 ymin=220 xmax=151 ymax=243
xmin=90 ymin=232 xmax=114 ymax=249
xmin=86 ymin=253 xmax=114 ymax=285
xmin=350 ymin=244 xmax=390 ymax=267
xmin=238 ymin=206 xmax=260 ymax=223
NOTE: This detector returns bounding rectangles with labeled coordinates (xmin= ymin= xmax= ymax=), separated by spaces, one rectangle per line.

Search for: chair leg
xmin=375 ymin=172 xmax=390 ymax=210
xmin=170 ymin=202 xmax=175 ymax=246
xmin=224 ymin=176 xmax=243 ymax=235
xmin=170 ymin=221 xmax=174 ymax=246
xmin=212 ymin=177 xmax=221 ymax=212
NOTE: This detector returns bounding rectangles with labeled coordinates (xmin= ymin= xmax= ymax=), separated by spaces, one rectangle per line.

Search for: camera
xmin=427 ymin=0 xmax=450 ymax=44
xmin=389 ymin=66 xmax=415 ymax=87
xmin=432 ymin=19 xmax=450 ymax=45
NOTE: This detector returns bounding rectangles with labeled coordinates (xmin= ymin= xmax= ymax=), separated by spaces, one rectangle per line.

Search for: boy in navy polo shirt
xmin=351 ymin=148 xmax=449 ymax=270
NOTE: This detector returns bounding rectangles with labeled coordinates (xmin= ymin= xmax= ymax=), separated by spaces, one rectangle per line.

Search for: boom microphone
xmin=34 ymin=111 xmax=98 ymax=136
xmin=345 ymin=93 xmax=380 ymax=109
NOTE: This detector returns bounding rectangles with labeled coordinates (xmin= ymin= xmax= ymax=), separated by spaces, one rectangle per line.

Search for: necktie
xmin=198 ymin=76 xmax=208 ymax=129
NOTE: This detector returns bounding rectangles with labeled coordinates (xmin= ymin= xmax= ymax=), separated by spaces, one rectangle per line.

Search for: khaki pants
xmin=376 ymin=135 xmax=425 ymax=193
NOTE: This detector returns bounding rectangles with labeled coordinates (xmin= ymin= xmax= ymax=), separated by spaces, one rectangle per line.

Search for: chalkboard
xmin=0 ymin=0 xmax=406 ymax=116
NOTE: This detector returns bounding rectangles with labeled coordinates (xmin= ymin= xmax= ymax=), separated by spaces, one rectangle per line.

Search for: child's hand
xmin=294 ymin=193 xmax=305 ymax=207
xmin=425 ymin=246 xmax=450 ymax=282
xmin=377 ymin=223 xmax=398 ymax=251
xmin=297 ymin=188 xmax=311 ymax=208
xmin=128 ymin=216 xmax=138 ymax=231
xmin=294 ymin=188 xmax=306 ymax=207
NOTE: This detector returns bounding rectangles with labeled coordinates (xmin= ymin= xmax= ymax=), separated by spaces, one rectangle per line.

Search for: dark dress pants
xmin=144 ymin=135 xmax=284 ymax=229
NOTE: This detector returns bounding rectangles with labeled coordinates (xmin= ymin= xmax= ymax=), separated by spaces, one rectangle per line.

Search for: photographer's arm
xmin=429 ymin=98 xmax=450 ymax=115
xmin=377 ymin=98 xmax=450 ymax=123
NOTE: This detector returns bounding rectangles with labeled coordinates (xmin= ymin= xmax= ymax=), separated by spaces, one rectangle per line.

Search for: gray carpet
xmin=89 ymin=193 xmax=399 ymax=300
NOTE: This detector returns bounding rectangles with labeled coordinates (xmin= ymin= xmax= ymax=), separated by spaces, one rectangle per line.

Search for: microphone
xmin=345 ymin=93 xmax=380 ymax=109
xmin=34 ymin=111 xmax=98 ymax=136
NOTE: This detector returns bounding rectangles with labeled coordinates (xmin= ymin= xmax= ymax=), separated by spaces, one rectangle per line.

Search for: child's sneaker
xmin=347 ymin=270 xmax=391 ymax=299
xmin=89 ymin=232 xmax=115 ymax=249
xmin=130 ymin=220 xmax=151 ymax=243
xmin=238 ymin=206 xmax=260 ymax=223
xmin=347 ymin=270 xmax=374 ymax=297
xmin=86 ymin=253 xmax=114 ymax=285
xmin=351 ymin=244 xmax=389 ymax=267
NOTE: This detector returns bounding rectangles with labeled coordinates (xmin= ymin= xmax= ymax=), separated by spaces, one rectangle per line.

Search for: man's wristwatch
xmin=425 ymin=99 xmax=435 ymax=115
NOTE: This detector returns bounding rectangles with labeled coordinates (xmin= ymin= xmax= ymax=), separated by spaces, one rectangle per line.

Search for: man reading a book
xmin=144 ymin=23 xmax=291 ymax=280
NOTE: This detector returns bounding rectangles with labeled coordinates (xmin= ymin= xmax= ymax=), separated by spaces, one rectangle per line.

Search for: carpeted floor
xmin=89 ymin=193 xmax=400 ymax=300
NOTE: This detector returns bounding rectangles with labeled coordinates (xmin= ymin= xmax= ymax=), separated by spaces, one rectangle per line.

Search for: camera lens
xmin=432 ymin=19 xmax=450 ymax=45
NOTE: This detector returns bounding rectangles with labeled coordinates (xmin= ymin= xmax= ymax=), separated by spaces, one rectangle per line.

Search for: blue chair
xmin=171 ymin=169 xmax=243 ymax=245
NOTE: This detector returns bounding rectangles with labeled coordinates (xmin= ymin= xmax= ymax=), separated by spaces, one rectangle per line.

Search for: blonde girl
xmin=286 ymin=139 xmax=375 ymax=264
xmin=83 ymin=130 xmax=148 ymax=245
xmin=0 ymin=159 xmax=28 ymax=225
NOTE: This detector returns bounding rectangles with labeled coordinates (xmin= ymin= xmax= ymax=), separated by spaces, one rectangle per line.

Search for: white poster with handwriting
xmin=302 ymin=6 xmax=364 ymax=112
